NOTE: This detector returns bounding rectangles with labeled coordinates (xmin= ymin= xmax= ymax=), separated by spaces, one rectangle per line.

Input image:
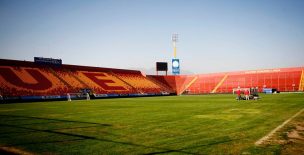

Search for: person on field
xmin=67 ymin=93 xmax=71 ymax=101
xmin=245 ymin=89 xmax=250 ymax=100
xmin=0 ymin=94 xmax=3 ymax=104
xmin=86 ymin=93 xmax=90 ymax=100
xmin=236 ymin=89 xmax=241 ymax=101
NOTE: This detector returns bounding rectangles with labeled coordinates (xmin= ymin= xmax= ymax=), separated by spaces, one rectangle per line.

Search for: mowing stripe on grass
xmin=255 ymin=108 xmax=304 ymax=146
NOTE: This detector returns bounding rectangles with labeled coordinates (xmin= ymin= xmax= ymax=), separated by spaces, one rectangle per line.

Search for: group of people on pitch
xmin=236 ymin=89 xmax=250 ymax=100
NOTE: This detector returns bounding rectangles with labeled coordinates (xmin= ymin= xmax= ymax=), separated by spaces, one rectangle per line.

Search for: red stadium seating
xmin=0 ymin=66 xmax=68 ymax=96
xmin=114 ymin=72 xmax=165 ymax=94
xmin=148 ymin=75 xmax=197 ymax=95
xmin=0 ymin=59 xmax=167 ymax=97
xmin=0 ymin=59 xmax=303 ymax=98
xmin=187 ymin=68 xmax=304 ymax=94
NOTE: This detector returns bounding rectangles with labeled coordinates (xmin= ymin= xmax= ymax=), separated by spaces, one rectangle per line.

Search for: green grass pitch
xmin=0 ymin=94 xmax=303 ymax=154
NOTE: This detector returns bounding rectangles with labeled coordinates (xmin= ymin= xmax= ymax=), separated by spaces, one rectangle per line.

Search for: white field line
xmin=0 ymin=146 xmax=34 ymax=155
xmin=255 ymin=108 xmax=304 ymax=146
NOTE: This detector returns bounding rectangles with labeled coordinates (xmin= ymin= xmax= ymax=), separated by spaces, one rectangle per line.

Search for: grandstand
xmin=0 ymin=58 xmax=303 ymax=101
xmin=150 ymin=67 xmax=303 ymax=95
xmin=148 ymin=75 xmax=198 ymax=95
xmin=185 ymin=67 xmax=304 ymax=94
xmin=0 ymin=59 xmax=169 ymax=101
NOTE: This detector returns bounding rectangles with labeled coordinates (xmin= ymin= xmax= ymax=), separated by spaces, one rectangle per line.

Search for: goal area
xmin=66 ymin=93 xmax=90 ymax=101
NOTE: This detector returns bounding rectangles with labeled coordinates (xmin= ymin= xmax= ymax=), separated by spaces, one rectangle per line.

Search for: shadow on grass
xmin=144 ymin=137 xmax=238 ymax=155
xmin=0 ymin=114 xmax=112 ymax=126
xmin=0 ymin=114 xmax=238 ymax=154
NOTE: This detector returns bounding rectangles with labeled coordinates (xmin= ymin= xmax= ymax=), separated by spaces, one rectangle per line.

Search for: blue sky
xmin=0 ymin=0 xmax=303 ymax=74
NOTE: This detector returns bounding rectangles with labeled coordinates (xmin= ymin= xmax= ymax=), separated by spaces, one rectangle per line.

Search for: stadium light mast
xmin=172 ymin=33 xmax=178 ymax=58
xmin=171 ymin=33 xmax=180 ymax=75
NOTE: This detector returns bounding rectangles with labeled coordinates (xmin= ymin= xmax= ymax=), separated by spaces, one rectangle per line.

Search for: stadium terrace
xmin=0 ymin=58 xmax=303 ymax=102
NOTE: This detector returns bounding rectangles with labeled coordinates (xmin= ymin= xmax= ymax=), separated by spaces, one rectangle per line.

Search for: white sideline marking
xmin=255 ymin=108 xmax=304 ymax=146
xmin=0 ymin=146 xmax=33 ymax=155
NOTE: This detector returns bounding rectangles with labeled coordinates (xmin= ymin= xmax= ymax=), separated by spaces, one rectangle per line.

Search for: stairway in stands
xmin=175 ymin=76 xmax=198 ymax=95
xmin=146 ymin=76 xmax=174 ymax=93
xmin=299 ymin=70 xmax=304 ymax=91
xmin=67 ymin=70 xmax=90 ymax=88
xmin=148 ymin=75 xmax=199 ymax=95
xmin=110 ymin=72 xmax=139 ymax=93
xmin=49 ymin=68 xmax=73 ymax=89
xmin=211 ymin=74 xmax=228 ymax=93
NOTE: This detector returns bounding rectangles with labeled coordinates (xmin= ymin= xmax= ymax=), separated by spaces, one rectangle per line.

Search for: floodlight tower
xmin=172 ymin=33 xmax=178 ymax=58
xmin=171 ymin=33 xmax=180 ymax=75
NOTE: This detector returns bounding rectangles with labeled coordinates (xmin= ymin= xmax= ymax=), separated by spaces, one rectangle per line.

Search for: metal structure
xmin=172 ymin=34 xmax=180 ymax=75
xmin=172 ymin=33 xmax=178 ymax=58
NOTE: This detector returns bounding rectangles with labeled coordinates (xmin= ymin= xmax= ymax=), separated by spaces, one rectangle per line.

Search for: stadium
xmin=0 ymin=58 xmax=303 ymax=100
xmin=1 ymin=0 xmax=304 ymax=155
xmin=0 ymin=58 xmax=303 ymax=154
